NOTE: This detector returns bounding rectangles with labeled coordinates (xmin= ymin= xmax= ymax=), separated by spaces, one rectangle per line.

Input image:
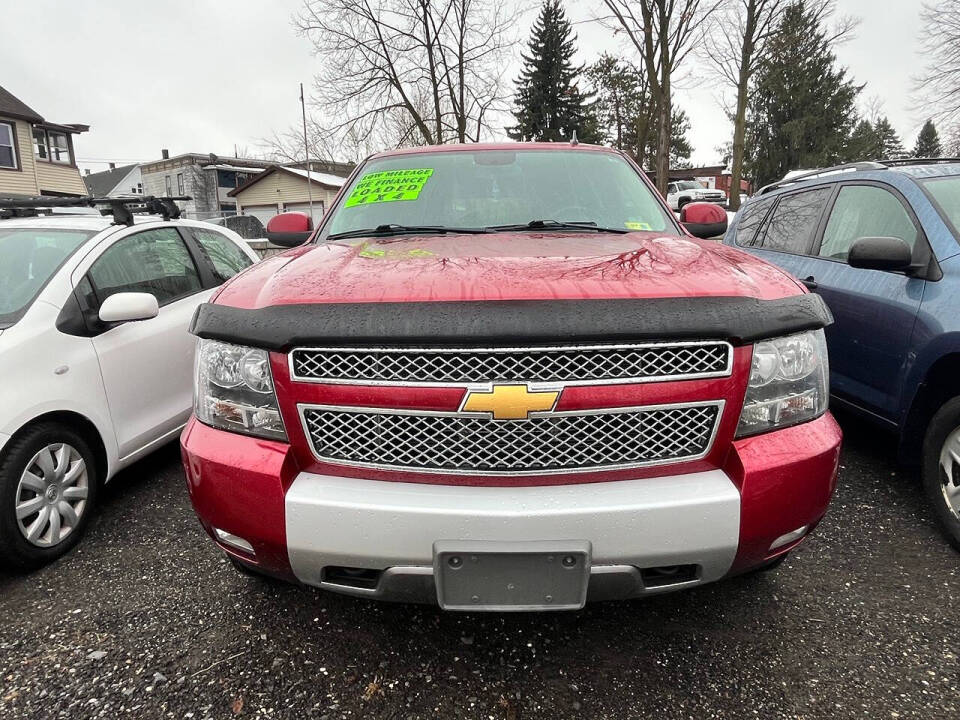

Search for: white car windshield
xmin=0 ymin=227 xmax=94 ymax=328
xmin=677 ymin=181 xmax=703 ymax=190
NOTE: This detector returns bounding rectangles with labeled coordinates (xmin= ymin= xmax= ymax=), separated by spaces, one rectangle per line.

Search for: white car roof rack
xmin=0 ymin=195 xmax=192 ymax=226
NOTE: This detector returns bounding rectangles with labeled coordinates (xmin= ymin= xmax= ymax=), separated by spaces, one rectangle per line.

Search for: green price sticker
xmin=624 ymin=221 xmax=652 ymax=230
xmin=344 ymin=168 xmax=434 ymax=207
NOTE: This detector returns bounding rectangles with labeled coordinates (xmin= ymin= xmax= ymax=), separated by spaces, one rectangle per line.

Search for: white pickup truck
xmin=666 ymin=181 xmax=727 ymax=211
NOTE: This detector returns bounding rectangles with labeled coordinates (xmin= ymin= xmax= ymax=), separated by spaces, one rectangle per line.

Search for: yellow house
xmin=0 ymin=84 xmax=89 ymax=197
xmin=228 ymin=165 xmax=347 ymax=227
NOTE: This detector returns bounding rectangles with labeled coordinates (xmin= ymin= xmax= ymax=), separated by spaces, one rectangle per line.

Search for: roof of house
xmin=203 ymin=164 xmax=269 ymax=173
xmin=228 ymin=164 xmax=348 ymax=197
xmin=83 ymin=164 xmax=138 ymax=196
xmin=141 ymin=153 xmax=275 ymax=172
xmin=0 ymin=84 xmax=44 ymax=123
xmin=280 ymin=166 xmax=347 ymax=187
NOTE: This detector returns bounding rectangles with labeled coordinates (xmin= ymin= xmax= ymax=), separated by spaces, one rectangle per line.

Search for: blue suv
xmin=724 ymin=159 xmax=960 ymax=550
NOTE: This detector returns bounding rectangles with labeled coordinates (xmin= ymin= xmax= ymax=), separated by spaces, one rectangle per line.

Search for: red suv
xmin=181 ymin=143 xmax=841 ymax=611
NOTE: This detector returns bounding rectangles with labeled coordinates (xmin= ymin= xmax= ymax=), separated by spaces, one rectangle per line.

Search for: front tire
xmin=922 ymin=398 xmax=960 ymax=552
xmin=0 ymin=423 xmax=98 ymax=571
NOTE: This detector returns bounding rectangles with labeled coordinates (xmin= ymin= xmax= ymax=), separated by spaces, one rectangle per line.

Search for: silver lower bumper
xmin=284 ymin=470 xmax=741 ymax=605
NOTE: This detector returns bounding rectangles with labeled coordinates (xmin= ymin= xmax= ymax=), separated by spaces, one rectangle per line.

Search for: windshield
xmin=922 ymin=176 xmax=960 ymax=233
xmin=0 ymin=228 xmax=94 ymax=328
xmin=677 ymin=181 xmax=703 ymax=190
xmin=323 ymin=149 xmax=678 ymax=238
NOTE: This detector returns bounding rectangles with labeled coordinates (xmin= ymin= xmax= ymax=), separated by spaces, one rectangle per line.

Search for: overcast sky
xmin=0 ymin=0 xmax=927 ymax=174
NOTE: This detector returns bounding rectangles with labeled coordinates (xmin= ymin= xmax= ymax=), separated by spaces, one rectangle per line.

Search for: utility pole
xmin=300 ymin=82 xmax=314 ymax=223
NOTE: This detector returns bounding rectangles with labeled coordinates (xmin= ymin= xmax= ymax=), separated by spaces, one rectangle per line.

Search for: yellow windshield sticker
xmin=358 ymin=243 xmax=435 ymax=259
xmin=344 ymin=168 xmax=434 ymax=207
xmin=625 ymin=221 xmax=652 ymax=230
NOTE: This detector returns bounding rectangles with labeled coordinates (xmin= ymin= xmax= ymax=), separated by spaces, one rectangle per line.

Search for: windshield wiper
xmin=327 ymin=224 xmax=492 ymax=240
xmin=486 ymin=220 xmax=630 ymax=234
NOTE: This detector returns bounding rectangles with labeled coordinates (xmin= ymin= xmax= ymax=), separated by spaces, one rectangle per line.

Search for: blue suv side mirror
xmin=848 ymin=236 xmax=913 ymax=273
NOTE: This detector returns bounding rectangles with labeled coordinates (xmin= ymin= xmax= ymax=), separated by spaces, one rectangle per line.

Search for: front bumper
xmin=284 ymin=469 xmax=740 ymax=603
xmin=182 ymin=413 xmax=841 ymax=606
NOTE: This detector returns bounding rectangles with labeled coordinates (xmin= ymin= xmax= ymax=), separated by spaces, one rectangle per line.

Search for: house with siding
xmin=228 ymin=164 xmax=350 ymax=226
xmin=139 ymin=151 xmax=275 ymax=220
xmin=82 ymin=163 xmax=143 ymax=197
xmin=0 ymin=84 xmax=89 ymax=197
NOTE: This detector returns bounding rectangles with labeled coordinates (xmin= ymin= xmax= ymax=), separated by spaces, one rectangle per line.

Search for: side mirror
xmin=847 ymin=236 xmax=913 ymax=272
xmin=99 ymin=292 xmax=159 ymax=323
xmin=266 ymin=211 xmax=313 ymax=247
xmin=680 ymin=202 xmax=728 ymax=239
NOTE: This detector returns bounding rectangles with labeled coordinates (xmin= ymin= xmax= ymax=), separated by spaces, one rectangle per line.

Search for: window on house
xmin=177 ymin=173 xmax=184 ymax=195
xmin=136 ymin=182 xmax=143 ymax=195
xmin=217 ymin=170 xmax=238 ymax=188
xmin=165 ymin=175 xmax=172 ymax=195
xmin=32 ymin=127 xmax=48 ymax=160
xmin=0 ymin=122 xmax=18 ymax=169
xmin=48 ymin=132 xmax=71 ymax=164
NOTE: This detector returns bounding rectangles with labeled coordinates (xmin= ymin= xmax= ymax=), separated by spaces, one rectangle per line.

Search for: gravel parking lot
xmin=0 ymin=412 xmax=957 ymax=720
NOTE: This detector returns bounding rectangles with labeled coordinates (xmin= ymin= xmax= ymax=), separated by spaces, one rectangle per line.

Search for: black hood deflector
xmin=190 ymin=295 xmax=833 ymax=351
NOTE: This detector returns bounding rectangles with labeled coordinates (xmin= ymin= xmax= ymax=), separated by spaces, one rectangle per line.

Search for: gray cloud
xmin=0 ymin=0 xmax=925 ymax=173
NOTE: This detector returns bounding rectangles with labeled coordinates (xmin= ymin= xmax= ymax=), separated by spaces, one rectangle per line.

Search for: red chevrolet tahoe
xmin=181 ymin=143 xmax=841 ymax=611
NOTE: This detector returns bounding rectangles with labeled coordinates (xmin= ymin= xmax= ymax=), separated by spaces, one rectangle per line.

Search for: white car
xmin=666 ymin=181 xmax=727 ymax=211
xmin=0 ymin=204 xmax=259 ymax=569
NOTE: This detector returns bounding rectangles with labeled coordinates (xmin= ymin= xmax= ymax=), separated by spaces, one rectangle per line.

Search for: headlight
xmin=195 ymin=339 xmax=287 ymax=441
xmin=736 ymin=330 xmax=829 ymax=437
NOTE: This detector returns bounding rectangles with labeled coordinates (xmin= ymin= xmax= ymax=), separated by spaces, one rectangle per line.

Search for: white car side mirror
xmin=98 ymin=292 xmax=160 ymax=323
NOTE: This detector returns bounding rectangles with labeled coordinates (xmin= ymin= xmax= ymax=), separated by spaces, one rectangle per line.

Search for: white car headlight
xmin=736 ymin=330 xmax=829 ymax=437
xmin=195 ymin=339 xmax=287 ymax=441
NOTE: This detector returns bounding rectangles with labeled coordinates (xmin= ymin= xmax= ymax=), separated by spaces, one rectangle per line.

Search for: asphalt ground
xmin=0 ymin=412 xmax=957 ymax=720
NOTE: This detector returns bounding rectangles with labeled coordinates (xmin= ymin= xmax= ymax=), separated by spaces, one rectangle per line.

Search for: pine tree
xmin=507 ymin=0 xmax=599 ymax=143
xmin=586 ymin=54 xmax=693 ymax=166
xmin=745 ymin=0 xmax=861 ymax=187
xmin=873 ymin=117 xmax=906 ymax=159
xmin=914 ymin=119 xmax=943 ymax=158
xmin=846 ymin=118 xmax=881 ymax=161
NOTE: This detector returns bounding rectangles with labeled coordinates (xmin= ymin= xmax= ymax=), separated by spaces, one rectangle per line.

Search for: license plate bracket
xmin=433 ymin=540 xmax=591 ymax=611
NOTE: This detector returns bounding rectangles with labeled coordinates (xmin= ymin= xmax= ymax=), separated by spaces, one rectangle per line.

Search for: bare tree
xmin=600 ymin=0 xmax=723 ymax=194
xmin=288 ymin=0 xmax=519 ymax=156
xmin=705 ymin=0 xmax=856 ymax=207
xmin=943 ymin=122 xmax=960 ymax=156
xmin=703 ymin=0 xmax=785 ymax=210
xmin=917 ymin=0 xmax=960 ymax=125
xmin=262 ymin=109 xmax=420 ymax=162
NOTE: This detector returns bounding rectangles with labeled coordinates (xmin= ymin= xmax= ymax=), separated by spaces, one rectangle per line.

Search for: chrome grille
xmin=290 ymin=342 xmax=731 ymax=385
xmin=300 ymin=403 xmax=722 ymax=475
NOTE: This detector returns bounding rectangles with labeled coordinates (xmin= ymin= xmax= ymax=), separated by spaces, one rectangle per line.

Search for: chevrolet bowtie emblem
xmin=461 ymin=384 xmax=560 ymax=420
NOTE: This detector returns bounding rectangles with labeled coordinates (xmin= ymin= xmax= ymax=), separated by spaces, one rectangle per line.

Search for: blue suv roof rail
xmin=876 ymin=157 xmax=960 ymax=167
xmin=757 ymin=162 xmax=887 ymax=196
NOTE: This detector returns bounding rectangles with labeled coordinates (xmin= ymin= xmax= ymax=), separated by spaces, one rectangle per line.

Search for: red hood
xmin=216 ymin=232 xmax=803 ymax=309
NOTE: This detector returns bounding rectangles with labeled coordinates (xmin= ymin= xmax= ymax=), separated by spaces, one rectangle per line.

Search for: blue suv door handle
xmin=801 ymin=276 xmax=818 ymax=290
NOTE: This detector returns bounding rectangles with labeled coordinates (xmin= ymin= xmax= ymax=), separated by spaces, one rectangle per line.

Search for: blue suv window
xmin=760 ymin=186 xmax=833 ymax=254
xmin=922 ymin=176 xmax=960 ymax=234
xmin=733 ymin=197 xmax=775 ymax=247
xmin=819 ymin=185 xmax=918 ymax=261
